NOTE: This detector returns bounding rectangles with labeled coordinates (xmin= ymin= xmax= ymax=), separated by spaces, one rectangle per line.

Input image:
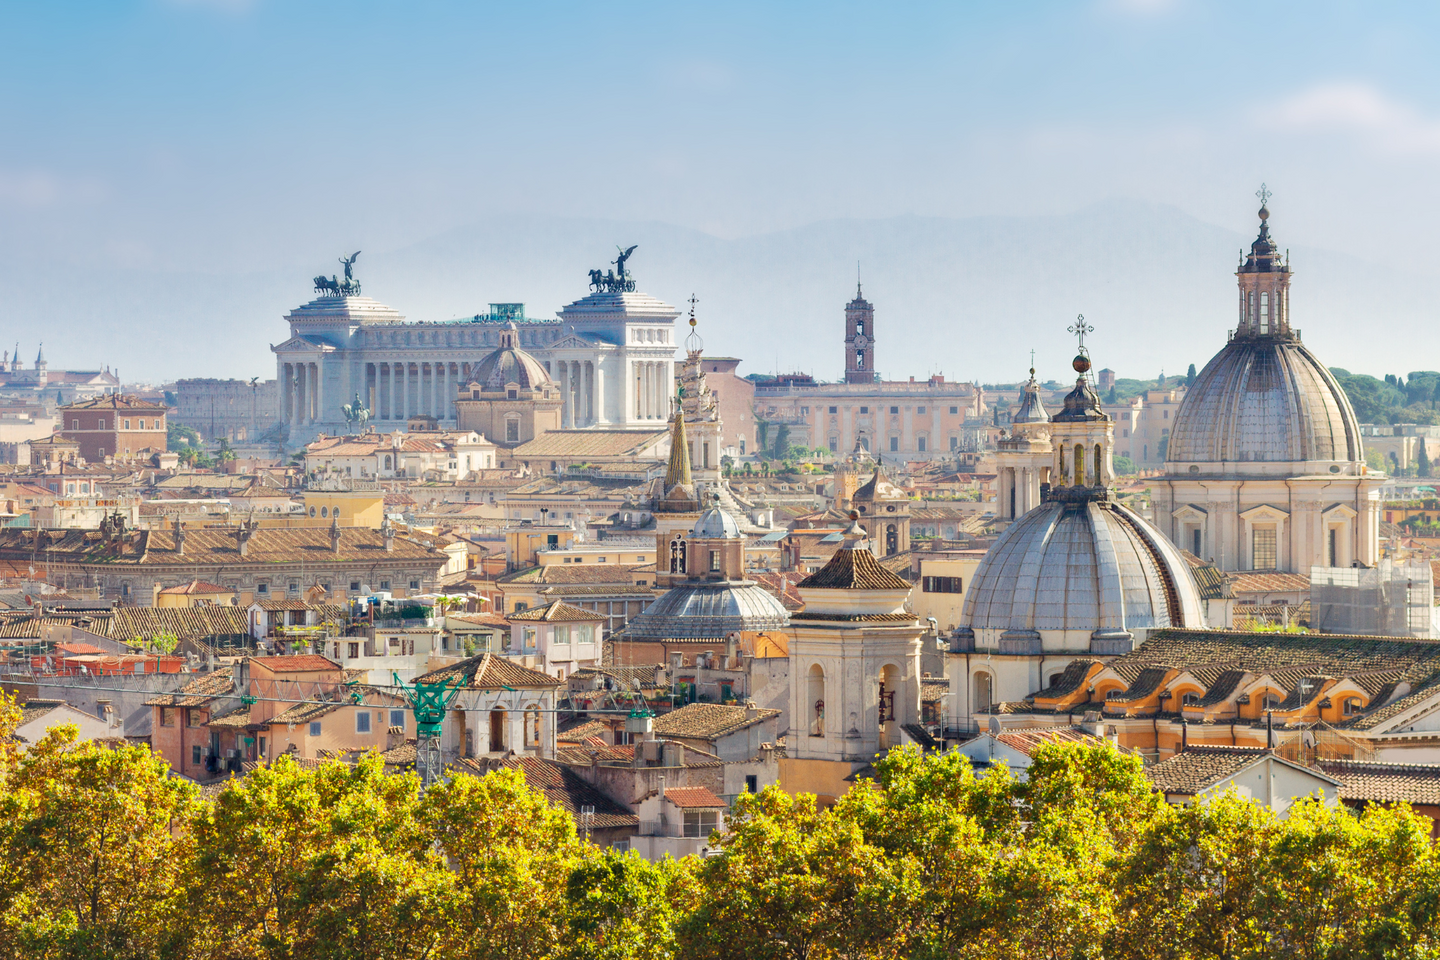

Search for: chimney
xmin=744 ymin=699 xmax=758 ymax=721
xmin=658 ymin=774 xmax=666 ymax=800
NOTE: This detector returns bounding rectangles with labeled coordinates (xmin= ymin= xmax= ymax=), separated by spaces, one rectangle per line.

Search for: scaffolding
xmin=1309 ymin=560 xmax=1435 ymax=638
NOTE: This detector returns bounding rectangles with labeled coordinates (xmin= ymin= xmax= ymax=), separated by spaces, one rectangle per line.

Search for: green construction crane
xmin=393 ymin=671 xmax=463 ymax=788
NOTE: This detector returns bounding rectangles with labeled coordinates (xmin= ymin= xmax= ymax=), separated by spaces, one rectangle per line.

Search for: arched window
xmin=1094 ymin=444 xmax=1102 ymax=484
xmin=383 ymin=455 xmax=392 ymax=470
xmin=808 ymin=664 xmax=825 ymax=737
xmin=670 ymin=538 xmax=687 ymax=573
xmin=1343 ymin=697 xmax=1364 ymax=716
xmin=974 ymin=672 xmax=992 ymax=712
xmin=1073 ymin=445 xmax=1085 ymax=486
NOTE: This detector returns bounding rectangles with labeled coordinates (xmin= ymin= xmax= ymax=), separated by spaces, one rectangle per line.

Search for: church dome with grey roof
xmin=1166 ymin=206 xmax=1361 ymax=467
xmin=471 ymin=322 xmax=553 ymax=393
xmin=693 ymin=503 xmax=740 ymax=539
xmin=622 ymin=582 xmax=790 ymax=640
xmin=962 ymin=497 xmax=1205 ymax=635
xmin=1011 ymin=370 xmax=1048 ymax=424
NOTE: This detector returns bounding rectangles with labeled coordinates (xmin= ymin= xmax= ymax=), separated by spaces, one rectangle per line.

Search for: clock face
xmin=852 ymin=333 xmax=869 ymax=349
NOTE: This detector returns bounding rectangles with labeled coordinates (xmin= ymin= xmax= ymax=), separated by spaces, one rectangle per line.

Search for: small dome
xmin=623 ymin=581 xmax=791 ymax=639
xmin=693 ymin=504 xmax=740 ymax=538
xmin=1052 ymin=376 xmax=1105 ymax=423
xmin=963 ymin=499 xmax=1204 ymax=632
xmin=1166 ymin=339 xmax=1360 ymax=464
xmin=471 ymin=322 xmax=552 ymax=392
xmin=1012 ymin=374 xmax=1049 ymax=424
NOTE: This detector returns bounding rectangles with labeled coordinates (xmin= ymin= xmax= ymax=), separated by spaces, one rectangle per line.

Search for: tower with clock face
xmin=844 ymin=283 xmax=875 ymax=384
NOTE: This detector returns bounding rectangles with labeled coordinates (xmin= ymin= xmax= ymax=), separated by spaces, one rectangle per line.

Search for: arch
xmin=1073 ymin=445 xmax=1085 ymax=486
xmin=525 ymin=705 xmax=541 ymax=746
xmin=808 ymin=663 xmax=826 ymax=737
xmin=973 ymin=671 xmax=993 ymax=713
xmin=878 ymin=663 xmax=901 ymax=749
xmin=489 ymin=709 xmax=506 ymax=751
xmin=1094 ymin=443 xmax=1102 ymax=484
xmin=383 ymin=455 xmax=392 ymax=471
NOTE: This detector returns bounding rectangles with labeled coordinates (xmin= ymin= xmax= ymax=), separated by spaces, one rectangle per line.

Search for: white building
xmin=273 ymin=258 xmax=681 ymax=448
xmin=1151 ymin=200 xmax=1383 ymax=573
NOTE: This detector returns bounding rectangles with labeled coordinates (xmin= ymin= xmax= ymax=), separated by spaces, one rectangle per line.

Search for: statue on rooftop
xmin=342 ymin=392 xmax=371 ymax=434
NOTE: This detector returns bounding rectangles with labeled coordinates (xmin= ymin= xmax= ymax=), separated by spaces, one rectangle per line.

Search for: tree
xmin=422 ymin=766 xmax=592 ymax=960
xmin=167 ymin=422 xmax=201 ymax=452
xmin=1420 ymin=443 xmax=1432 ymax=478
xmin=216 ymin=438 xmax=236 ymax=464
xmin=1186 ymin=363 xmax=1197 ymax=386
xmin=559 ymin=852 xmax=688 ymax=960
xmin=756 ymin=420 xmax=770 ymax=451
xmin=186 ymin=753 xmax=455 ymax=960
xmin=771 ymin=423 xmax=791 ymax=460
xmin=0 ymin=730 xmax=198 ymax=960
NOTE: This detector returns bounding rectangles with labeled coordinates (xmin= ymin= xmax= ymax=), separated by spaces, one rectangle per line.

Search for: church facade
xmin=272 ymin=256 xmax=680 ymax=448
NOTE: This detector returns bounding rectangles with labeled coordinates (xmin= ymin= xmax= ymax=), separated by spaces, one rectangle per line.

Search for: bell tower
xmin=844 ymin=279 xmax=875 ymax=384
xmin=1235 ymin=184 xmax=1293 ymax=340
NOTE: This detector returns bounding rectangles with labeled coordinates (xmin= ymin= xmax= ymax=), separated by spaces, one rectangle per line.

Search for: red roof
xmin=662 ymin=786 xmax=726 ymax=809
xmin=249 ymin=654 xmax=340 ymax=673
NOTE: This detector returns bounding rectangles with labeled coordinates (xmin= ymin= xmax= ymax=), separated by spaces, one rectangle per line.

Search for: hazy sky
xmin=3 ymin=1 xmax=1438 ymax=373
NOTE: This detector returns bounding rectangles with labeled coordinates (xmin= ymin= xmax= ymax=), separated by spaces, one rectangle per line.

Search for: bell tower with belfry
xmin=844 ymin=269 xmax=875 ymax=384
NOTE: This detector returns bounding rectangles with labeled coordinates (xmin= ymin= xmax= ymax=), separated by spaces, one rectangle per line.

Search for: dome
xmin=1012 ymin=375 xmax=1048 ymax=424
xmin=1166 ymin=339 xmax=1360 ymax=464
xmin=471 ymin=322 xmax=553 ymax=392
xmin=962 ymin=498 xmax=1204 ymax=633
xmin=622 ymin=581 xmax=791 ymax=639
xmin=693 ymin=504 xmax=740 ymax=539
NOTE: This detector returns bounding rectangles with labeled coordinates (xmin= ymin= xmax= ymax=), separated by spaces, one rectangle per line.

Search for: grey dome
xmin=1167 ymin=339 xmax=1360 ymax=464
xmin=472 ymin=322 xmax=553 ymax=392
xmin=1012 ymin=378 xmax=1048 ymax=424
xmin=692 ymin=504 xmax=740 ymax=539
xmin=623 ymin=581 xmax=791 ymax=639
xmin=963 ymin=499 xmax=1204 ymax=632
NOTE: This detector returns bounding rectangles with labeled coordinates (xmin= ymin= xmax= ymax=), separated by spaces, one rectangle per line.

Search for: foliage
xmin=0 ymin=717 xmax=1436 ymax=960
xmin=1332 ymin=368 xmax=1440 ymax=425
xmin=771 ymin=423 xmax=792 ymax=460
xmin=168 ymin=422 xmax=201 ymax=452
xmin=1112 ymin=454 xmax=1137 ymax=475
xmin=130 ymin=631 xmax=180 ymax=654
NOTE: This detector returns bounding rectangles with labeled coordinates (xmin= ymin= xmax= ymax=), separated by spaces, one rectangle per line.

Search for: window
xmin=138 ymin=420 xmax=146 ymax=429
xmin=507 ymin=389 xmax=517 ymax=399
xmin=745 ymin=774 xmax=758 ymax=793
xmin=1329 ymin=528 xmax=1338 ymax=567
xmin=258 ymin=736 xmax=266 ymax=758
xmin=320 ymin=506 xmax=328 ymax=518
xmin=309 ymin=506 xmax=317 ymax=517
xmin=917 ymin=406 xmax=926 ymax=414
xmin=506 ymin=419 xmax=520 ymax=443
xmin=950 ymin=436 xmax=958 ymax=450
xmin=309 ymin=721 xmax=322 ymax=737
xmin=859 ymin=406 xmax=868 ymax=414
xmin=829 ymin=438 xmax=838 ymax=452
xmin=390 ymin=709 xmax=406 ymax=728
xmin=1192 ymin=528 xmax=1202 ymax=557
xmin=856 ymin=351 xmax=865 ymax=368
xmin=683 ymin=811 xmax=719 ymax=838
xmin=801 ymin=406 xmax=809 ymax=416
xmin=917 ymin=436 xmax=927 ymax=452
xmin=710 ymin=549 xmax=721 ymax=572
xmin=379 ymin=580 xmax=391 ymax=590
xmin=526 ymin=706 xmax=540 ymax=746
xmin=124 ymin=419 xmax=131 ymax=430
xmin=1343 ymin=698 xmax=1364 ymax=716
xmin=161 ymin=708 xmax=176 ymax=727
xmin=187 ymin=709 xmax=202 ymax=728
xmin=256 ymin=582 xmax=268 ymax=595
xmin=472 ymin=389 xmax=480 ymax=399
xmin=192 ymin=745 xmax=202 ymax=765
xmin=356 ymin=711 xmax=372 ymax=734
xmin=98 ymin=419 xmax=105 ymax=429
xmin=922 ymin=576 xmax=963 ymax=593
xmin=350 ymin=581 xmax=361 ymax=591
xmin=288 ymin=581 xmax=300 ymax=595
xmin=890 ymin=406 xmax=899 ymax=414
xmin=409 ymin=579 xmax=420 ymax=590
xmin=950 ymin=406 xmax=958 ymax=414
xmin=855 ymin=319 xmax=864 ymax=335
xmin=348 ymin=642 xmax=360 ymax=659
xmin=828 ymin=406 xmax=837 ymax=414
xmin=1252 ymin=528 xmax=1277 ymax=571
xmin=1163 ymin=410 xmax=1169 ymax=419
xmin=71 ymin=419 xmax=78 ymax=429
xmin=1182 ymin=692 xmax=1201 ymax=707
xmin=890 ymin=436 xmax=899 ymax=452
xmin=555 ymin=624 xmax=570 ymax=644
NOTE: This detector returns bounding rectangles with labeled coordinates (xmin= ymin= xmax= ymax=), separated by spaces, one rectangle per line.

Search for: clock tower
xmin=844 ymin=282 xmax=875 ymax=384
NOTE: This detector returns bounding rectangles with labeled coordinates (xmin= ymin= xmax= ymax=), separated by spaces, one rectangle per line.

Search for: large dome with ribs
xmin=963 ymin=498 xmax=1204 ymax=633
xmin=1165 ymin=338 xmax=1361 ymax=465
xmin=471 ymin=321 xmax=553 ymax=392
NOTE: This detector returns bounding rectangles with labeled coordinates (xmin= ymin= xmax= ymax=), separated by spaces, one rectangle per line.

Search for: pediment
xmin=549 ymin=334 xmax=601 ymax=351
xmin=1239 ymin=503 xmax=1290 ymax=522
xmin=1172 ymin=503 xmax=1208 ymax=521
xmin=272 ymin=336 xmax=332 ymax=353
xmin=1322 ymin=502 xmax=1359 ymax=520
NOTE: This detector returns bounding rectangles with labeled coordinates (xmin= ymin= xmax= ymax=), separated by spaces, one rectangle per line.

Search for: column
xmin=282 ymin=363 xmax=293 ymax=424
xmin=643 ymin=362 xmax=652 ymax=419
xmin=297 ymin=364 xmax=308 ymax=424
xmin=439 ymin=363 xmax=449 ymax=422
xmin=311 ymin=362 xmax=322 ymax=423
xmin=593 ymin=362 xmax=605 ymax=426
xmin=584 ymin=361 xmax=594 ymax=425
xmin=559 ymin=362 xmax=572 ymax=429
xmin=400 ymin=362 xmax=409 ymax=421
xmin=390 ymin=361 xmax=400 ymax=421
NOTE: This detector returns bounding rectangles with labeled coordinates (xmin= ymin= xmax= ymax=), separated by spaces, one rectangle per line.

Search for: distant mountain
xmin=3 ymin=200 xmax=1430 ymax=384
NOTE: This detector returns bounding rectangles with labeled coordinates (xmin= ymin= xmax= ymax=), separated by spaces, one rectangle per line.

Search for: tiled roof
xmin=447 ymin=612 xmax=510 ymax=628
xmin=507 ymin=429 xmax=668 ymax=459
xmin=1228 ymin=572 xmax=1311 ymax=594
xmin=414 ymin=652 xmax=561 ymax=689
xmin=1318 ymin=760 xmax=1440 ymax=805
xmin=501 ymin=564 xmax=648 ymax=585
xmin=662 ymin=785 xmax=726 ymax=809
xmin=1194 ymin=669 xmax=1249 ymax=707
xmin=993 ymin=726 xmax=1105 ymax=757
xmin=1036 ymin=660 xmax=1099 ymax=699
xmin=143 ymin=668 xmax=234 ymax=707
xmin=557 ymin=719 xmax=613 ymax=742
xmin=0 ymin=526 xmax=444 ymax=567
xmin=157 ymin=580 xmax=231 ymax=595
xmin=250 ymin=655 xmax=340 ymax=673
xmin=797 ymin=545 xmax=911 ymax=591
xmin=61 ymin=394 xmax=167 ymax=412
xmin=507 ymin=600 xmax=606 ymax=623
xmin=1145 ymin=747 xmax=1267 ymax=796
xmin=652 ymin=702 xmax=779 ymax=742
xmin=267 ymin=700 xmax=345 ymax=725
xmin=501 ymin=756 xmax=638 ymax=828
xmin=920 ymin=679 xmax=949 ymax=703
xmin=206 ymin=707 xmax=252 ymax=729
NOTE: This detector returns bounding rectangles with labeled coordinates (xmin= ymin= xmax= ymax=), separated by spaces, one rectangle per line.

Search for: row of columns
xmin=282 ymin=361 xmax=321 ymax=425
xmin=365 ymin=361 xmax=466 ymax=422
xmin=555 ymin=359 xmax=600 ymax=428
xmin=633 ymin=360 xmax=671 ymax=421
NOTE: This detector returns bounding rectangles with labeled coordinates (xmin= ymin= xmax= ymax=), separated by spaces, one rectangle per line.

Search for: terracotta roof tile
xmin=250 ymin=655 xmax=340 ymax=673
xmin=1318 ymin=759 xmax=1440 ymax=805
xmin=662 ymin=785 xmax=726 ymax=809
xmin=414 ymin=652 xmax=560 ymax=689
xmin=652 ymin=702 xmax=778 ymax=742
xmin=797 ymin=546 xmax=911 ymax=591
xmin=1145 ymin=747 xmax=1268 ymax=795
xmin=143 ymin=668 xmax=233 ymax=707
xmin=507 ymin=600 xmax=607 ymax=623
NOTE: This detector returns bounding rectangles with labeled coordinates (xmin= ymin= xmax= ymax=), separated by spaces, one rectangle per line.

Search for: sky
xmin=2 ymin=0 xmax=1439 ymax=377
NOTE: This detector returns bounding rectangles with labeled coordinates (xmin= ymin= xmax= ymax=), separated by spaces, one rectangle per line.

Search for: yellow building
xmin=910 ymin=554 xmax=985 ymax=633
xmin=506 ymin=524 xmax=578 ymax=571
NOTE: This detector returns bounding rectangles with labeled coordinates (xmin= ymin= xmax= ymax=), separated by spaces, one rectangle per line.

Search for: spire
xmin=685 ymin=294 xmax=703 ymax=355
xmin=665 ymin=403 xmax=693 ymax=490
xmin=34 ymin=342 xmax=44 ymax=367
xmin=1234 ymin=184 xmax=1294 ymax=339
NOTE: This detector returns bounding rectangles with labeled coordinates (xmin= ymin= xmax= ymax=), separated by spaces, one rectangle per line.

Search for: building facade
xmin=174 ymin=378 xmax=280 ymax=442
xmin=273 ymin=258 xmax=680 ymax=448
xmin=56 ymin=395 xmax=168 ymax=463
